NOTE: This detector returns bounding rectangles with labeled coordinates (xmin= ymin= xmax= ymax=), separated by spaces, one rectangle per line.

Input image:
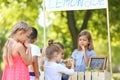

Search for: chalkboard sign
xmin=88 ymin=56 xmax=107 ymax=71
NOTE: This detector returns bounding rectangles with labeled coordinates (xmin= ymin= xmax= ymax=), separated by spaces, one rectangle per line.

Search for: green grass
xmin=112 ymin=73 xmax=120 ymax=80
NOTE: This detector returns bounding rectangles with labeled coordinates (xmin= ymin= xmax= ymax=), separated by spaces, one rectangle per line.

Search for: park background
xmin=0 ymin=0 xmax=120 ymax=80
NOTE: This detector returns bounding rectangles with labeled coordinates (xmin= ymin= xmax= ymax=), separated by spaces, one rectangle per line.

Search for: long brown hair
xmin=3 ymin=21 xmax=31 ymax=65
xmin=77 ymin=30 xmax=94 ymax=50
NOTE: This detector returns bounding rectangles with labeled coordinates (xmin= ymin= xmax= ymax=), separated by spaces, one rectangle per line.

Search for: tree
xmin=66 ymin=10 xmax=92 ymax=49
xmin=0 ymin=0 xmax=120 ymax=73
xmin=0 ymin=0 xmax=43 ymax=76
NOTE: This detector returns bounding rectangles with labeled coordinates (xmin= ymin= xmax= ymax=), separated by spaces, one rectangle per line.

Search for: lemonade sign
xmin=45 ymin=0 xmax=107 ymax=11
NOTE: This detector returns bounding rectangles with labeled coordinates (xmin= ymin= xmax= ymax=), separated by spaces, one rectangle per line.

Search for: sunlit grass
xmin=112 ymin=73 xmax=120 ymax=80
xmin=1 ymin=62 xmax=4 ymax=70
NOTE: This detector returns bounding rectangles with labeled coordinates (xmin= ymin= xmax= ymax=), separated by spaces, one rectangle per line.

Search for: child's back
xmin=2 ymin=21 xmax=32 ymax=80
xmin=2 ymin=39 xmax=30 ymax=80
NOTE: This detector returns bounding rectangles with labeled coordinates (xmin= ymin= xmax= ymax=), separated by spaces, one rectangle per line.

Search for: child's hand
xmin=81 ymin=45 xmax=86 ymax=55
xmin=24 ymin=42 xmax=30 ymax=49
xmin=70 ymin=59 xmax=74 ymax=69
xmin=66 ymin=59 xmax=71 ymax=69
xmin=81 ymin=45 xmax=85 ymax=50
xmin=66 ymin=59 xmax=74 ymax=69
xmin=62 ymin=59 xmax=67 ymax=63
xmin=24 ymin=42 xmax=31 ymax=55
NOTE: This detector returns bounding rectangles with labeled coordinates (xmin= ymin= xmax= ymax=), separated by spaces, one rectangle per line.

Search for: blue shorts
xmin=62 ymin=74 xmax=68 ymax=80
xmin=29 ymin=72 xmax=40 ymax=76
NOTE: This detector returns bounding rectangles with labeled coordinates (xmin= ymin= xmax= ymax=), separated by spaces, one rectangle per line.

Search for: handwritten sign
xmin=88 ymin=56 xmax=107 ymax=71
xmin=45 ymin=0 xmax=107 ymax=11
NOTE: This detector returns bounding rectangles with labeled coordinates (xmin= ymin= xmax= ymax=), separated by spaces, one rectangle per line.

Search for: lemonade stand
xmin=68 ymin=56 xmax=111 ymax=80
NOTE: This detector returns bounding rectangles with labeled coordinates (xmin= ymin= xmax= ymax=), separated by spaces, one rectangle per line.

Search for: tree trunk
xmin=66 ymin=11 xmax=78 ymax=50
xmin=66 ymin=10 xmax=92 ymax=50
xmin=80 ymin=10 xmax=92 ymax=31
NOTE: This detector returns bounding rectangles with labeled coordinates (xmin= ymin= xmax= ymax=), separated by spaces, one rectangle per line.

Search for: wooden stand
xmin=69 ymin=71 xmax=111 ymax=80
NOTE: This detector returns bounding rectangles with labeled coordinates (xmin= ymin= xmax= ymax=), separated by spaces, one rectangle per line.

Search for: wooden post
xmin=92 ymin=72 xmax=99 ymax=80
xmin=85 ymin=72 xmax=91 ymax=80
xmin=68 ymin=72 xmax=77 ymax=80
xmin=98 ymin=71 xmax=111 ymax=80
xmin=78 ymin=72 xmax=84 ymax=80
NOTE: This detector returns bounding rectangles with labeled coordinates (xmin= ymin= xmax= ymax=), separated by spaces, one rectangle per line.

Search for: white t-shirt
xmin=30 ymin=44 xmax=41 ymax=57
xmin=44 ymin=61 xmax=74 ymax=80
xmin=29 ymin=44 xmax=41 ymax=72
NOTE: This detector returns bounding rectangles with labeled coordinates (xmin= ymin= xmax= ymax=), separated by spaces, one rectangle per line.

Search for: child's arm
xmin=81 ymin=46 xmax=89 ymax=66
xmin=70 ymin=59 xmax=74 ymax=69
xmin=58 ymin=59 xmax=75 ymax=75
xmin=17 ymin=42 xmax=32 ymax=65
xmin=32 ymin=56 xmax=39 ymax=80
xmin=83 ymin=53 xmax=89 ymax=66
xmin=30 ymin=45 xmax=41 ymax=79
xmin=58 ymin=64 xmax=74 ymax=76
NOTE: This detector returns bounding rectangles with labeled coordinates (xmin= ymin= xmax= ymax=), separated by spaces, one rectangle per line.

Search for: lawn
xmin=113 ymin=73 xmax=120 ymax=80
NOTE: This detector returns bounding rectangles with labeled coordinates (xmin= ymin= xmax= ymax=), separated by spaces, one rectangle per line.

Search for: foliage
xmin=113 ymin=73 xmax=120 ymax=80
xmin=0 ymin=0 xmax=43 ymax=73
xmin=0 ymin=0 xmax=120 ymax=73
